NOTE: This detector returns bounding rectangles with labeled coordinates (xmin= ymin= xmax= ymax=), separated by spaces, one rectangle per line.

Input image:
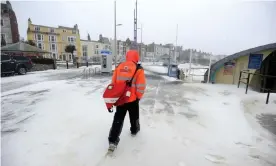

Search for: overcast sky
xmin=9 ymin=0 xmax=276 ymax=55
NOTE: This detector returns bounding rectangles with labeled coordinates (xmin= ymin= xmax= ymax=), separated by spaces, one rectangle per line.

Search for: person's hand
xmin=108 ymin=108 xmax=113 ymax=113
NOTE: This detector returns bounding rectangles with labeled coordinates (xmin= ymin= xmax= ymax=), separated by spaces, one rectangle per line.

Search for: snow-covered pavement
xmin=1 ymin=69 xmax=276 ymax=166
xmin=1 ymin=69 xmax=83 ymax=93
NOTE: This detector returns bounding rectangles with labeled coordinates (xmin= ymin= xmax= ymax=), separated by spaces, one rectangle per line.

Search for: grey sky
xmin=10 ymin=0 xmax=276 ymax=55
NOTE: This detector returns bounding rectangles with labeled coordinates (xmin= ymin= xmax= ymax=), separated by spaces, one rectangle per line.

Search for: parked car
xmin=1 ymin=53 xmax=33 ymax=76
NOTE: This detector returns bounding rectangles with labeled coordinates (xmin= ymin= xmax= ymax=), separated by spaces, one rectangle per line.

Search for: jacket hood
xmin=126 ymin=50 xmax=139 ymax=63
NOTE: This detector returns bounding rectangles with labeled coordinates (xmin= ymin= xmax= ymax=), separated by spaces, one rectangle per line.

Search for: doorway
xmin=260 ymin=51 xmax=276 ymax=92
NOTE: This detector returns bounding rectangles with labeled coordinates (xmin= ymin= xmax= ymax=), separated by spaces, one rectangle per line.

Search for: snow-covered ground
xmin=1 ymin=69 xmax=276 ymax=166
xmin=1 ymin=69 xmax=82 ymax=93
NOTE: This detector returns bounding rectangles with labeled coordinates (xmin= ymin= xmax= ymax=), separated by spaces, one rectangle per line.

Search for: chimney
xmin=87 ymin=33 xmax=91 ymax=41
xmin=28 ymin=18 xmax=32 ymax=24
xmin=74 ymin=24 xmax=78 ymax=30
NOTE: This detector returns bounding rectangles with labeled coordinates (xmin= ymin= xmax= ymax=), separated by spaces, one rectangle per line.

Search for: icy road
xmin=1 ymin=68 xmax=276 ymax=166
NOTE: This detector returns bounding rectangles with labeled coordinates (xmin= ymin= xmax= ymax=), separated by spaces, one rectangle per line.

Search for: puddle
xmin=256 ymin=114 xmax=276 ymax=135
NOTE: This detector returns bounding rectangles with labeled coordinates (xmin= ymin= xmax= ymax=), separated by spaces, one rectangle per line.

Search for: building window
xmin=50 ymin=43 xmax=57 ymax=52
xmin=63 ymin=29 xmax=67 ymax=32
xmin=67 ymin=36 xmax=76 ymax=43
xmin=96 ymin=45 xmax=99 ymax=48
xmin=35 ymin=34 xmax=44 ymax=41
xmin=49 ymin=28 xmax=54 ymax=33
xmin=49 ymin=35 xmax=56 ymax=42
xmin=37 ymin=42 xmax=44 ymax=50
xmin=94 ymin=50 xmax=99 ymax=55
xmin=1 ymin=34 xmax=6 ymax=42
xmin=82 ymin=45 xmax=88 ymax=57
xmin=52 ymin=53 xmax=56 ymax=59
xmin=1 ymin=19 xmax=3 ymax=26
xmin=62 ymin=36 xmax=65 ymax=41
xmin=34 ymin=26 xmax=40 ymax=31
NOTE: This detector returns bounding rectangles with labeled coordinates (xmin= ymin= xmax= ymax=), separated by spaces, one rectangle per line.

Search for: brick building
xmin=1 ymin=1 xmax=19 ymax=46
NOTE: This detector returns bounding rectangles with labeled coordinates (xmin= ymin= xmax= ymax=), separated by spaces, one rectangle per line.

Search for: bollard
xmin=77 ymin=62 xmax=79 ymax=68
xmin=245 ymin=73 xmax=250 ymax=94
xmin=266 ymin=90 xmax=270 ymax=104
xmin=238 ymin=71 xmax=242 ymax=88
xmin=66 ymin=61 xmax=69 ymax=69
xmin=53 ymin=59 xmax=56 ymax=70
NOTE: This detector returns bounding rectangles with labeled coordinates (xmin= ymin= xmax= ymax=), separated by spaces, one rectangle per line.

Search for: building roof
xmin=31 ymin=24 xmax=58 ymax=29
xmin=204 ymin=42 xmax=276 ymax=82
xmin=80 ymin=39 xmax=99 ymax=43
xmin=30 ymin=24 xmax=75 ymax=30
xmin=58 ymin=26 xmax=74 ymax=30
xmin=1 ymin=42 xmax=50 ymax=53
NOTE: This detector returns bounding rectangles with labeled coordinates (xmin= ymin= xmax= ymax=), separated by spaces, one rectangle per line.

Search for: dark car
xmin=1 ymin=53 xmax=33 ymax=76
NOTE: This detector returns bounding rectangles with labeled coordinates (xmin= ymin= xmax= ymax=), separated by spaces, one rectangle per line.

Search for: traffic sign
xmin=100 ymin=50 xmax=112 ymax=55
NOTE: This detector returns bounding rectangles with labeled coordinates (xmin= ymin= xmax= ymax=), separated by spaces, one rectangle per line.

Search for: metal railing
xmin=180 ymin=67 xmax=208 ymax=82
xmin=82 ymin=67 xmax=109 ymax=79
xmin=237 ymin=70 xmax=276 ymax=104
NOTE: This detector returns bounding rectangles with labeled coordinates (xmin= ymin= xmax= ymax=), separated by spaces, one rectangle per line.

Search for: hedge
xmin=32 ymin=58 xmax=54 ymax=65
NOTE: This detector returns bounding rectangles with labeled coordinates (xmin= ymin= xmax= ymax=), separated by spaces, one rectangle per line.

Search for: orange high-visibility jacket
xmin=111 ymin=50 xmax=146 ymax=103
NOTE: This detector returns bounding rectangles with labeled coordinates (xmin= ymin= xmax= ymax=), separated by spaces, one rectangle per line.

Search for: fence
xmin=180 ymin=67 xmax=208 ymax=82
xmin=81 ymin=67 xmax=108 ymax=79
xmin=237 ymin=70 xmax=276 ymax=104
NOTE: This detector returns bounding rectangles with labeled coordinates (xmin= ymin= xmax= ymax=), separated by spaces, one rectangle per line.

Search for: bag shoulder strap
xmin=129 ymin=63 xmax=139 ymax=83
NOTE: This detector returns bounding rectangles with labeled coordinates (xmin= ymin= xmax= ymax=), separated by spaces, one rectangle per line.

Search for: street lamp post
xmin=137 ymin=24 xmax=143 ymax=61
xmin=114 ymin=0 xmax=122 ymax=67
xmin=207 ymin=54 xmax=212 ymax=83
xmin=114 ymin=0 xmax=117 ymax=67
xmin=189 ymin=49 xmax=192 ymax=75
xmin=114 ymin=23 xmax=122 ymax=67
xmin=173 ymin=24 xmax=178 ymax=63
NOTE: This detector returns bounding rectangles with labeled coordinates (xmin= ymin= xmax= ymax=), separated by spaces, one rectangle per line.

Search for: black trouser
xmin=108 ymin=100 xmax=140 ymax=145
